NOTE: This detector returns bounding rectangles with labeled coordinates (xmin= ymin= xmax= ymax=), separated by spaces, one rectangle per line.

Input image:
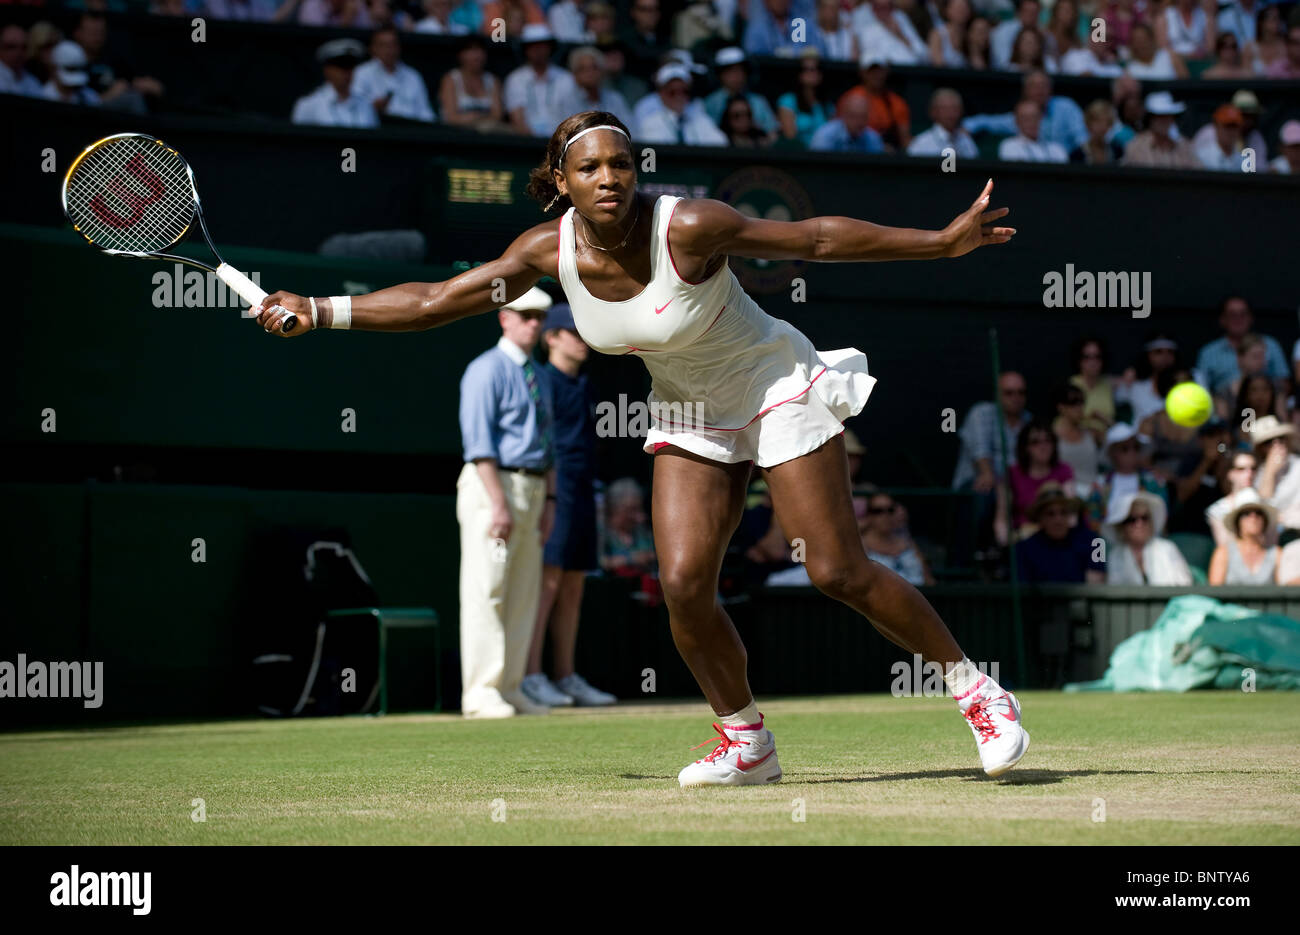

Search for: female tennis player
xmin=254 ymin=111 xmax=1027 ymax=784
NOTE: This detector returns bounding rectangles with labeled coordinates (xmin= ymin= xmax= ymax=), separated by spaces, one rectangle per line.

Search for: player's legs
xmin=650 ymin=446 xmax=754 ymax=714
xmin=762 ymin=433 xmax=1028 ymax=775
xmin=548 ymin=570 xmax=584 ymax=679
xmin=527 ymin=565 xmax=564 ymax=676
xmin=760 ymin=434 xmax=963 ymax=664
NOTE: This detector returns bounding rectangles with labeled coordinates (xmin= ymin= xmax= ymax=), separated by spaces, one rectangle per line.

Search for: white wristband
xmin=309 ymin=296 xmax=318 ymax=324
xmin=329 ymin=295 xmax=352 ymax=330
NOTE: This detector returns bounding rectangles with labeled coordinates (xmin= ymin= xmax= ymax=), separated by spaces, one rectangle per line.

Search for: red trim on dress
xmin=666 ymin=199 xmax=727 ymax=286
xmin=653 ymin=365 xmax=830 ymax=432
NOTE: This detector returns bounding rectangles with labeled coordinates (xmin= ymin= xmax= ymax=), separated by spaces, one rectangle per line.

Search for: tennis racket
xmin=61 ymin=132 xmax=298 ymax=333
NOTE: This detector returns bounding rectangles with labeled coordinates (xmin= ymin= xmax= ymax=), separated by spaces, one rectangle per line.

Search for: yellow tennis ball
xmin=1166 ymin=381 xmax=1212 ymax=427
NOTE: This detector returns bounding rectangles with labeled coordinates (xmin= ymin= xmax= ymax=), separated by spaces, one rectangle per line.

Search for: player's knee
xmin=659 ymin=561 xmax=715 ymax=612
xmin=805 ymin=557 xmax=865 ymax=601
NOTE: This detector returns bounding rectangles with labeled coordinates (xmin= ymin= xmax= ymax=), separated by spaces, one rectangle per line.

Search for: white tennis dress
xmin=556 ymin=194 xmax=877 ymax=468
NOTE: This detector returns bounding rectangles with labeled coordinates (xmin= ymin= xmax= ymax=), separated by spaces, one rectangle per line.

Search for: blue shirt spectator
xmin=776 ymin=90 xmax=830 ymax=145
xmin=743 ymin=0 xmax=828 ymax=57
xmin=460 ymin=335 xmax=555 ymax=470
xmin=1195 ymin=297 xmax=1288 ymax=395
xmin=952 ymin=372 xmax=1032 ymax=490
xmin=809 ymin=112 xmax=884 ymax=152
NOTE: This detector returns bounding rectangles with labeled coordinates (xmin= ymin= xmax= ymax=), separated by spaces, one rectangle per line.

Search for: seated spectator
xmin=600 ymin=478 xmax=657 ymax=575
xmin=856 ymin=0 xmax=928 ymax=64
xmin=1196 ymin=296 xmax=1288 ymax=399
xmin=817 ymin=0 xmax=859 ymax=62
xmin=928 ymin=0 xmax=972 ymax=67
xmin=703 ymin=47 xmax=779 ymax=138
xmin=1252 ymin=6 xmax=1286 ymax=74
xmin=1086 ymin=423 xmax=1167 ymax=531
xmin=1168 ymin=420 xmax=1235 ymax=537
xmin=1109 ymin=73 xmax=1142 ymax=146
xmin=998 ymin=99 xmax=1068 ymax=162
xmin=1209 ymin=501 xmax=1282 ymax=584
xmin=1122 ymin=91 xmax=1198 ymax=168
xmin=1139 ymin=367 xmax=1203 ymax=482
xmin=366 ymin=0 xmax=414 ymax=29
xmin=1272 ymin=119 xmax=1300 ymax=173
xmin=964 ymin=14 xmax=993 ymax=69
xmin=1252 ymin=416 xmax=1300 ymax=533
xmin=997 ymin=418 xmax=1075 ymax=544
xmin=1218 ymin=342 xmax=1277 ymax=425
xmin=1263 ymin=23 xmax=1300 ymax=77
xmin=1102 ymin=491 xmax=1194 ymax=585
xmin=719 ymin=94 xmax=774 ymax=147
xmin=1192 ymin=89 xmax=1267 ymax=160
xmin=1043 ymin=0 xmax=1080 ymax=63
xmin=1216 ymin=0 xmax=1261 ymax=47
xmin=352 ymin=27 xmax=436 ymax=123
xmin=907 ymin=87 xmax=978 ymax=158
xmin=504 ymin=25 xmax=572 ymax=138
xmin=835 ymin=54 xmax=911 ymax=149
xmin=620 ymin=0 xmax=671 ymax=79
xmin=1070 ymin=335 xmax=1118 ymax=437
xmin=1053 ymin=381 xmax=1100 ymax=497
xmin=1006 ymin=25 xmax=1056 ymax=72
xmin=73 ymin=13 xmax=163 ymax=113
xmin=809 ymin=93 xmax=885 ymax=152
xmin=556 ymin=45 xmax=634 ymax=130
xmin=991 ymin=0 xmax=1041 ymax=70
xmin=964 ymin=69 xmax=1086 ymax=153
xmin=1195 ymin=104 xmax=1248 ymax=171
xmin=548 ymin=0 xmax=591 ymax=42
xmin=776 ymin=49 xmax=832 ymax=146
xmin=1201 ymin=30 xmax=1253 ymax=77
xmin=637 ymin=63 xmax=729 ymax=144
xmin=745 ymin=0 xmax=827 ymax=57
xmin=296 ymin=0 xmax=372 ymax=26
xmin=1101 ymin=0 xmax=1149 ymax=60
xmin=1118 ymin=331 xmax=1191 ymax=426
xmin=1014 ymin=483 xmax=1106 ymax=583
xmin=1161 ymin=0 xmax=1215 ymax=59
xmin=480 ymin=0 xmax=546 ymax=36
xmin=860 ymin=489 xmax=934 ymax=585
xmin=1059 ymin=29 xmax=1123 ymax=75
xmin=25 ymin=21 xmax=61 ymax=85
xmin=598 ymin=39 xmax=648 ymax=110
xmin=1124 ymin=22 xmax=1186 ymax=79
xmin=41 ymin=40 xmax=100 ymax=105
xmin=951 ymin=371 xmax=1031 ymax=559
xmin=292 ymin=39 xmax=377 ymax=127
xmin=0 ymin=24 xmax=42 ymax=97
xmin=438 ymin=36 xmax=503 ymax=131
xmin=415 ymin=0 xmax=471 ymax=33
xmin=1205 ymin=450 xmax=1264 ymax=547
xmin=1070 ymin=99 xmax=1126 ymax=163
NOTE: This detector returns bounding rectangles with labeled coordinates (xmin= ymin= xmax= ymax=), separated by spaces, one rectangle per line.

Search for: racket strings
xmin=65 ymin=137 xmax=196 ymax=254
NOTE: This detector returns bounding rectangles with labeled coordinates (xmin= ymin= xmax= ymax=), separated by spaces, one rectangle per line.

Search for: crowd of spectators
xmin=948 ymin=296 xmax=1300 ymax=586
xmin=4 ymin=0 xmax=1299 ymax=171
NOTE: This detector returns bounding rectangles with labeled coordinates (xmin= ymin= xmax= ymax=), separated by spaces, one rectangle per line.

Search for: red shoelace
xmin=691 ymin=722 xmax=750 ymax=762
xmin=964 ymin=701 xmax=1001 ymax=744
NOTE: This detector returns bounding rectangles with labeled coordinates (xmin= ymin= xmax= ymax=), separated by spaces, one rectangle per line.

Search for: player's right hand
xmin=251 ymin=291 xmax=314 ymax=338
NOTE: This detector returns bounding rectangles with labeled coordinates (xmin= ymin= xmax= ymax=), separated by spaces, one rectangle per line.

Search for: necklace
xmin=580 ymin=195 xmax=640 ymax=253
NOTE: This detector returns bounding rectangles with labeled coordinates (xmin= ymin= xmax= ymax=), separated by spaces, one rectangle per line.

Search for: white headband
xmin=561 ymin=124 xmax=628 ymax=162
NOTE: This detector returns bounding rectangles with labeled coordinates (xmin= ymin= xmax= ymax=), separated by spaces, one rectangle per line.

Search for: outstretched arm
xmin=252 ymin=225 xmax=552 ymax=337
xmin=677 ymin=179 xmax=1014 ymax=265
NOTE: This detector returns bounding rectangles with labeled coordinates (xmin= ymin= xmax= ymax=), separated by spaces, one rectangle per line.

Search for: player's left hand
xmin=943 ymin=179 xmax=1015 ymax=258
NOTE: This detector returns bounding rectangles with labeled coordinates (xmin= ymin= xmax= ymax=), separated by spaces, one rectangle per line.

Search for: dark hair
xmin=457 ymin=34 xmax=488 ymax=56
xmin=1052 ymin=380 xmax=1085 ymax=410
xmin=719 ymin=93 xmax=763 ymax=141
xmin=1071 ymin=334 xmax=1107 ymax=371
xmin=1015 ymin=417 xmax=1059 ymax=471
xmin=1234 ymin=373 xmax=1278 ymax=424
xmin=525 ymin=111 xmax=634 ymax=213
xmin=1154 ymin=366 xmax=1192 ymax=399
xmin=1135 ymin=330 xmax=1182 ymax=380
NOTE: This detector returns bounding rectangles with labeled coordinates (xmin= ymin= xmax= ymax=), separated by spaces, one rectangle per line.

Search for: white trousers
xmin=456 ymin=462 xmax=545 ymax=714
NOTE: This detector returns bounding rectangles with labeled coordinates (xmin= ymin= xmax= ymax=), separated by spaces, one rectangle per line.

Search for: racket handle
xmin=217 ymin=262 xmax=298 ymax=334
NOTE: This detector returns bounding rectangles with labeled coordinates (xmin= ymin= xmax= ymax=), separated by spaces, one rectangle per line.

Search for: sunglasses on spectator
xmin=1080 ymin=351 xmax=1102 ymax=360
xmin=1002 ymin=388 xmax=1026 ymax=396
xmin=1122 ymin=512 xmax=1151 ymax=525
xmin=1113 ymin=442 xmax=1139 ymax=453
xmin=868 ymin=503 xmax=897 ymax=514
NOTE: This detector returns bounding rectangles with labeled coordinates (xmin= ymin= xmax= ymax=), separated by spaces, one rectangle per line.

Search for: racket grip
xmin=216 ymin=262 xmax=298 ymax=334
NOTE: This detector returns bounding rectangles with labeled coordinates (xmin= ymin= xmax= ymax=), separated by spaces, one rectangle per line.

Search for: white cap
xmin=1104 ymin=423 xmax=1149 ymax=450
xmin=715 ymin=46 xmax=747 ymax=68
xmin=520 ymin=23 xmax=556 ymax=44
xmin=655 ymin=63 xmax=692 ymax=87
xmin=1144 ymin=91 xmax=1185 ymax=115
xmin=52 ymin=40 xmax=89 ymax=87
xmin=501 ymin=286 xmax=553 ymax=313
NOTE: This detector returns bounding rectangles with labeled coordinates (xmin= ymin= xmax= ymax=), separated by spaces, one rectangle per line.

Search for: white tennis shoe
xmin=961 ymin=688 xmax=1029 ymax=777
xmin=678 ymin=720 xmax=782 ymax=787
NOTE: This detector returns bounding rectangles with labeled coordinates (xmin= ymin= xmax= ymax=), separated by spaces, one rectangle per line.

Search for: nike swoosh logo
xmin=735 ymin=748 xmax=774 ymax=771
xmin=998 ymin=694 xmax=1018 ymax=722
xmin=654 ymin=299 xmax=672 ymax=315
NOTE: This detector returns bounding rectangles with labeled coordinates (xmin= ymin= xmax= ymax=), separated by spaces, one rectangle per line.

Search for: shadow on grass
xmin=801 ymin=768 xmax=1165 ymax=785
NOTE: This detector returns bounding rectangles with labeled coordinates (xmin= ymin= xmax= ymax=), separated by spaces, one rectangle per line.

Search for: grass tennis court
xmin=2 ymin=692 xmax=1297 ymax=845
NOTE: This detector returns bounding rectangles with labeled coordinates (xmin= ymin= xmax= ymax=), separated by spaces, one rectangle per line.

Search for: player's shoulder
xmin=664 ymin=197 xmax=745 ymax=244
xmin=509 ymin=214 xmax=565 ymax=276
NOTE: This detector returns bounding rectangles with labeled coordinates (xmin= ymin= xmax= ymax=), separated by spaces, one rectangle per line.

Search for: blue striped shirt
xmin=459 ymin=336 xmax=554 ymax=469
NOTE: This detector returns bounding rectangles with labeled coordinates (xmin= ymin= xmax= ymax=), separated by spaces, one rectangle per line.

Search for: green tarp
xmin=1065 ymin=595 xmax=1300 ymax=692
